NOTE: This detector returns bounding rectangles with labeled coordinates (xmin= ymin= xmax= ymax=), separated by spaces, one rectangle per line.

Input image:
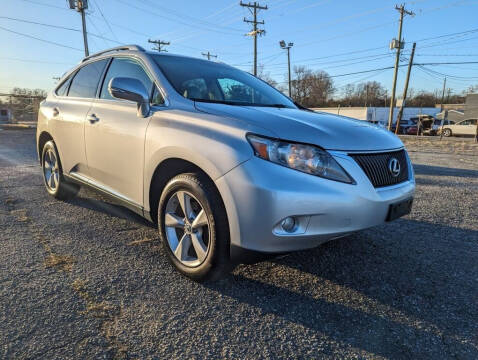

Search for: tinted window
xmin=68 ymin=59 xmax=108 ymax=98
xmin=469 ymin=119 xmax=477 ymax=125
xmin=55 ymin=76 xmax=72 ymax=96
xmin=100 ymin=57 xmax=153 ymax=100
xmin=0 ymin=110 xmax=7 ymax=116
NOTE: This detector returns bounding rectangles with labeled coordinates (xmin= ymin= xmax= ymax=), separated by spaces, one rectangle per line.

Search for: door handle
xmin=52 ymin=107 xmax=60 ymax=117
xmin=87 ymin=114 xmax=100 ymax=123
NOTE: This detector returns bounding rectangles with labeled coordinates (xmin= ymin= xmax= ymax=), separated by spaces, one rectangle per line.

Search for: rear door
xmin=451 ymin=119 xmax=476 ymax=135
xmin=51 ymin=59 xmax=109 ymax=178
xmin=84 ymin=56 xmax=158 ymax=207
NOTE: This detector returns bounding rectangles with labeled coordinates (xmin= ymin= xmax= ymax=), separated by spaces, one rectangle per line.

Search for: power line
xmin=19 ymin=0 xmax=70 ymax=11
xmin=114 ymin=0 xmax=242 ymax=36
xmin=0 ymin=15 xmax=122 ymax=45
xmin=90 ymin=0 xmax=118 ymax=41
xmin=0 ymin=57 xmax=73 ymax=65
xmin=0 ymin=24 xmax=82 ymax=51
xmin=140 ymin=0 xmax=244 ymax=33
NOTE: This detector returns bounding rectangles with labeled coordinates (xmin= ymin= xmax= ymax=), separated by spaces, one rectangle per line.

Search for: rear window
xmin=68 ymin=59 xmax=108 ymax=98
xmin=55 ymin=76 xmax=72 ymax=96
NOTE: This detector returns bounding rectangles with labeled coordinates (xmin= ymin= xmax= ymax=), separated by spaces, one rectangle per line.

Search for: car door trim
xmin=65 ymin=172 xmax=149 ymax=219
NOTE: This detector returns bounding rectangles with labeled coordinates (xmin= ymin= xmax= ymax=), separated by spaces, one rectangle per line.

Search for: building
xmin=465 ymin=94 xmax=478 ymax=119
xmin=436 ymin=109 xmax=464 ymax=123
xmin=311 ymin=106 xmax=440 ymax=126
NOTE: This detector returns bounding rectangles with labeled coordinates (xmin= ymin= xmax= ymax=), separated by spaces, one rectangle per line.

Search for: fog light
xmin=281 ymin=217 xmax=296 ymax=232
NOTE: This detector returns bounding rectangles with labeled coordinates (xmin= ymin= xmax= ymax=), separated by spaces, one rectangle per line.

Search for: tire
xmin=442 ymin=128 xmax=452 ymax=137
xmin=157 ymin=173 xmax=232 ymax=281
xmin=41 ymin=140 xmax=79 ymax=200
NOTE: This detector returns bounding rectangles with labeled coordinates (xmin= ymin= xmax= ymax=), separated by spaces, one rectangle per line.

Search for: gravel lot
xmin=1 ymin=129 xmax=477 ymax=359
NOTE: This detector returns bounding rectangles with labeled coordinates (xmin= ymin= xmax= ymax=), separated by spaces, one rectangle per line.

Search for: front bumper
xmin=215 ymin=149 xmax=415 ymax=255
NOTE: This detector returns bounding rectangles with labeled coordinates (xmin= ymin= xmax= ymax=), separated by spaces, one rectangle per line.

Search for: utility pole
xmin=201 ymin=51 xmax=217 ymax=61
xmin=440 ymin=77 xmax=447 ymax=111
xmin=387 ymin=4 xmax=414 ymax=130
xmin=68 ymin=0 xmax=89 ymax=57
xmin=279 ymin=40 xmax=293 ymax=97
xmin=148 ymin=39 xmax=170 ymax=52
xmin=395 ymin=42 xmax=416 ymax=135
xmin=240 ymin=1 xmax=267 ymax=76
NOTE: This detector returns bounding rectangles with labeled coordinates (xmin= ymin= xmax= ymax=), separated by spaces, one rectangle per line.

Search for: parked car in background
xmin=440 ymin=119 xmax=478 ymax=137
xmin=390 ymin=119 xmax=416 ymax=134
xmin=0 ymin=108 xmax=12 ymax=123
xmin=36 ymin=45 xmax=415 ymax=281
xmin=431 ymin=119 xmax=454 ymax=135
xmin=408 ymin=115 xmax=435 ymax=135
xmin=406 ymin=126 xmax=418 ymax=135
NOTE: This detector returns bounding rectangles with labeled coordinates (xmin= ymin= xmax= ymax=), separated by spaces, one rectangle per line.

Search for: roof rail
xmin=81 ymin=45 xmax=145 ymax=62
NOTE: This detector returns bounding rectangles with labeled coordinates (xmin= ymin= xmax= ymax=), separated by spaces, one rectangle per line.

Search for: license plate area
xmin=386 ymin=198 xmax=413 ymax=222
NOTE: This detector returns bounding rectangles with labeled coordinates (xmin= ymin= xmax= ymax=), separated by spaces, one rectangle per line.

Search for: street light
xmin=280 ymin=40 xmax=294 ymax=98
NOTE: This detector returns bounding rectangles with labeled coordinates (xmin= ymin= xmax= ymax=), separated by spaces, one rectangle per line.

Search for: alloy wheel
xmin=164 ymin=190 xmax=211 ymax=267
xmin=43 ymin=148 xmax=60 ymax=191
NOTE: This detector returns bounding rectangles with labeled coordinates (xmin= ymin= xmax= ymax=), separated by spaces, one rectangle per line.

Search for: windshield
xmin=152 ymin=55 xmax=296 ymax=108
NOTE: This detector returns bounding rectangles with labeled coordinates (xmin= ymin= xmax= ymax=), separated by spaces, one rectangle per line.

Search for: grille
xmin=350 ymin=150 xmax=409 ymax=188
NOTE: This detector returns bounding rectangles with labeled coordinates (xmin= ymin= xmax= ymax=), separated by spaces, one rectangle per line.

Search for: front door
xmin=84 ymin=57 xmax=155 ymax=207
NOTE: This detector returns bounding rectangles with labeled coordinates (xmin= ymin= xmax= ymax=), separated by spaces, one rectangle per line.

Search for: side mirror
xmin=108 ymin=77 xmax=150 ymax=117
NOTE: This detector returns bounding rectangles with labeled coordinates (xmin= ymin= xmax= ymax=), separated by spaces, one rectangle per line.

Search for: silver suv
xmin=37 ymin=45 xmax=415 ymax=281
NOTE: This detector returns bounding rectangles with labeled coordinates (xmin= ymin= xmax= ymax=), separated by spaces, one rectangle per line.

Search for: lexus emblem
xmin=388 ymin=158 xmax=401 ymax=177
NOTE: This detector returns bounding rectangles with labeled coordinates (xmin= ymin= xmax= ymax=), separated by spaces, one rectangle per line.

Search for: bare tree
xmin=291 ymin=66 xmax=334 ymax=107
xmin=8 ymin=88 xmax=47 ymax=122
xmin=256 ymin=64 xmax=278 ymax=88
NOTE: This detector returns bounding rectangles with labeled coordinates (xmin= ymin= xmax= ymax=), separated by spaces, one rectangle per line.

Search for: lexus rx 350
xmin=37 ymin=45 xmax=415 ymax=281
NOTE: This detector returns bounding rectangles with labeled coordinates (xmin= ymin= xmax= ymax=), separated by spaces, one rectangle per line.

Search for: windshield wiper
xmin=191 ymin=98 xmax=291 ymax=108
xmin=190 ymin=98 xmax=245 ymax=106
xmin=256 ymin=103 xmax=288 ymax=108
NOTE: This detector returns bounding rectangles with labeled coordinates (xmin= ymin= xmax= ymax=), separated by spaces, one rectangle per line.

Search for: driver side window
xmin=100 ymin=57 xmax=153 ymax=100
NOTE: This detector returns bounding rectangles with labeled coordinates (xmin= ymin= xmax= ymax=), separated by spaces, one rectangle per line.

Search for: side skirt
xmin=64 ymin=173 xmax=153 ymax=222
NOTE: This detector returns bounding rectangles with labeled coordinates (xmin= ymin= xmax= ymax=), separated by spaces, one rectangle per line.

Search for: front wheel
xmin=442 ymin=128 xmax=452 ymax=137
xmin=41 ymin=140 xmax=79 ymax=200
xmin=158 ymin=173 xmax=232 ymax=281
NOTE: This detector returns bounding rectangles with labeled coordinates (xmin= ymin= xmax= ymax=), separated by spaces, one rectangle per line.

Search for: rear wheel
xmin=158 ymin=173 xmax=231 ymax=281
xmin=442 ymin=128 xmax=452 ymax=137
xmin=41 ymin=141 xmax=79 ymax=200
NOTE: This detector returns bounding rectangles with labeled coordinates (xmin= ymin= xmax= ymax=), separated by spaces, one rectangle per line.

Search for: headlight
xmin=247 ymin=134 xmax=354 ymax=184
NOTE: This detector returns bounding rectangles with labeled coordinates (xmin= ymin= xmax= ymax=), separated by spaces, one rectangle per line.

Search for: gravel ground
xmin=1 ymin=129 xmax=477 ymax=359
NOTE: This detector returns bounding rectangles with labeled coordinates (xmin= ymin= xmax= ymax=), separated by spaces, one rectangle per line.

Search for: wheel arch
xmin=147 ymin=157 xmax=228 ymax=227
xmin=37 ymin=131 xmax=54 ymax=162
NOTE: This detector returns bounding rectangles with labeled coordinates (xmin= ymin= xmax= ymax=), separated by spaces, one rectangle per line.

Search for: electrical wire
xmin=0 ymin=24 xmax=82 ymax=51
xmin=90 ymin=0 xmax=118 ymax=42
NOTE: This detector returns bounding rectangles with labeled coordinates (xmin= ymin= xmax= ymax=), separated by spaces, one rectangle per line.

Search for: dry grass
xmin=71 ymin=279 xmax=127 ymax=359
xmin=10 ymin=209 xmax=29 ymax=222
xmin=127 ymin=238 xmax=155 ymax=246
xmin=72 ymin=279 xmax=118 ymax=318
xmin=44 ymin=253 xmax=75 ymax=272
xmin=400 ymin=136 xmax=478 ymax=156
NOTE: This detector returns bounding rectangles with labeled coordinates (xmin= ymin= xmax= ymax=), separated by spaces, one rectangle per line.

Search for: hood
xmin=195 ymin=103 xmax=403 ymax=152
